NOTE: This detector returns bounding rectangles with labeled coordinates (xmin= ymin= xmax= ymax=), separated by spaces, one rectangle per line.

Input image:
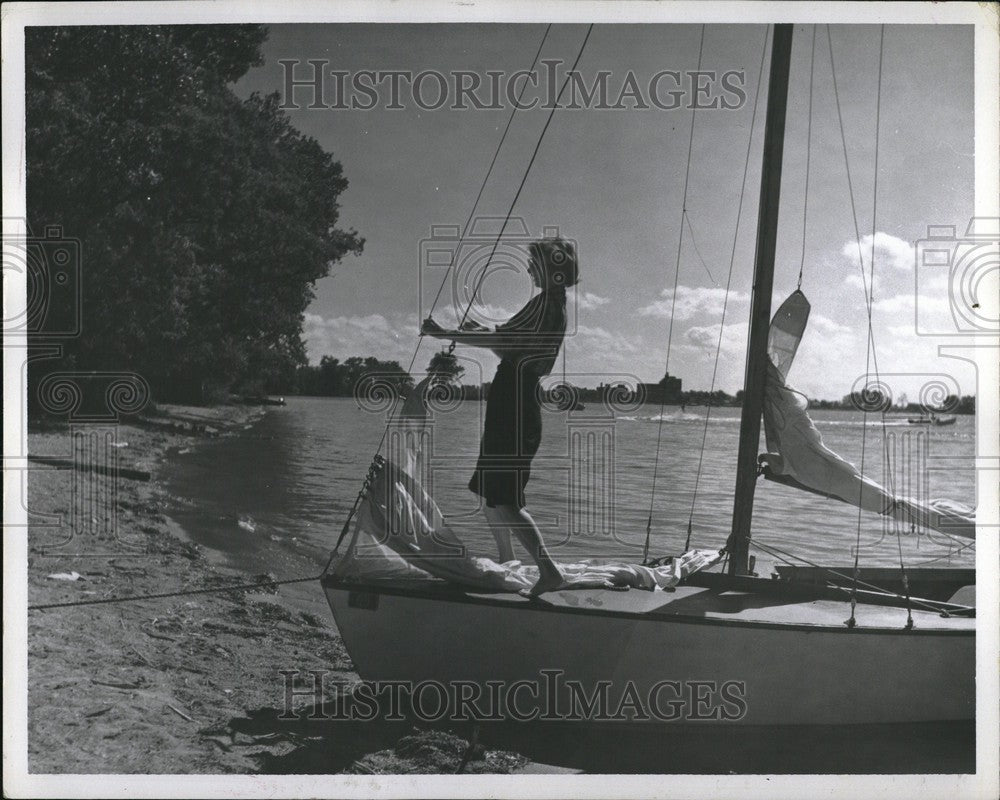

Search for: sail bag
xmin=760 ymin=291 xmax=976 ymax=540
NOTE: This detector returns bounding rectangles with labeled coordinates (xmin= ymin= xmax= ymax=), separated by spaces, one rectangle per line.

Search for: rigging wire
xmin=325 ymin=24 xmax=555 ymax=563
xmin=908 ymin=539 xmax=976 ymax=566
xmin=643 ymin=24 xmax=707 ymax=564
xmin=797 ymin=25 xmax=817 ymax=290
xmin=683 ymin=27 xmax=770 ymax=552
xmin=747 ymin=539 xmax=973 ymax=617
xmin=826 ymin=24 xmax=893 ymax=457
xmin=450 ymin=24 xmax=595 ymax=339
xmin=426 ymin=25 xmax=554 ymax=326
xmin=682 ymin=212 xmax=720 ymax=288
xmin=828 ymin=25 xmax=889 ymax=626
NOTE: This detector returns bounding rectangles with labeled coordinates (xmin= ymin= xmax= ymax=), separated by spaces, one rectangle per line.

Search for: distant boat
xmin=907 ymin=414 xmax=957 ymax=426
xmin=244 ymin=395 xmax=286 ymax=406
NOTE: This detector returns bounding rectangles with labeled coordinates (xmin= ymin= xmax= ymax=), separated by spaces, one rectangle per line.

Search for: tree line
xmin=288 ymin=351 xmax=464 ymax=398
xmin=26 ymin=25 xmax=362 ymax=406
xmin=282 ymin=362 xmax=978 ymax=416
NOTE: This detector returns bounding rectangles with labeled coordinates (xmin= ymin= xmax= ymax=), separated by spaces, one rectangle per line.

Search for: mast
xmin=728 ymin=24 xmax=794 ymax=576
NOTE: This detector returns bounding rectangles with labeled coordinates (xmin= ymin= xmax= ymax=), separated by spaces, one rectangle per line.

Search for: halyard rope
xmin=683 ymin=26 xmax=769 ymax=553
xmin=643 ymin=24 xmax=706 ymax=564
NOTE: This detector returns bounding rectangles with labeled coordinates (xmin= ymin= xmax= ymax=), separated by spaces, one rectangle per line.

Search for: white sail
xmin=760 ymin=291 xmax=976 ymax=540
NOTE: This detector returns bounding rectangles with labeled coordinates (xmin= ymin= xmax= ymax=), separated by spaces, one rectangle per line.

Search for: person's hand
xmin=421 ymin=316 xmax=446 ymax=337
xmin=459 ymin=319 xmax=488 ymax=332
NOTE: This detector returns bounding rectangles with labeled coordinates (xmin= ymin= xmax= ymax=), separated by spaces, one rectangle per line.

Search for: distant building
xmin=638 ymin=371 xmax=682 ymax=405
xmin=594 ymin=372 xmax=682 ymax=408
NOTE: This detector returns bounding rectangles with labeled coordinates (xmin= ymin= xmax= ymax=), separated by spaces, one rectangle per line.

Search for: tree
xmin=26 ymin=26 xmax=363 ymax=404
xmin=426 ymin=351 xmax=465 ymax=384
xmin=957 ymin=395 xmax=975 ymax=414
xmin=292 ymin=356 xmax=413 ymax=397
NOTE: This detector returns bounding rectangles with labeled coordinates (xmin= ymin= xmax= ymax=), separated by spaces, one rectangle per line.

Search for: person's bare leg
xmin=483 ymin=505 xmax=516 ymax=563
xmin=490 ymin=504 xmax=563 ymax=595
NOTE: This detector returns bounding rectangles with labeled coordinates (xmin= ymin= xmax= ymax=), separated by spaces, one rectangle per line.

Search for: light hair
xmin=529 ymin=237 xmax=579 ymax=288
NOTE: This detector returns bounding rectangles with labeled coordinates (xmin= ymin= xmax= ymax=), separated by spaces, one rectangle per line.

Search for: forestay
xmin=759 ymin=291 xmax=976 ymax=540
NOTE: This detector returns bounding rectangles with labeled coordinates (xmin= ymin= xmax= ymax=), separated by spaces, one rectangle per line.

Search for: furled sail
xmin=333 ymin=375 xmax=722 ymax=591
xmin=760 ymin=291 xmax=976 ymax=540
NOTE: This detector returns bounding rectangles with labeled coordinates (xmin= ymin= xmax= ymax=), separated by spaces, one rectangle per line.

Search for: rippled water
xmin=164 ymin=396 xmax=976 ymax=601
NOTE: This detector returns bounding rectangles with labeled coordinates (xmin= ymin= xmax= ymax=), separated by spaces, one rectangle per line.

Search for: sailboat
xmin=320 ymin=24 xmax=975 ymax=743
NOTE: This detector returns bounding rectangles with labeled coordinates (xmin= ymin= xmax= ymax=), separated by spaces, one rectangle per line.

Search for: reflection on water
xmin=163 ymin=396 xmax=976 ymax=590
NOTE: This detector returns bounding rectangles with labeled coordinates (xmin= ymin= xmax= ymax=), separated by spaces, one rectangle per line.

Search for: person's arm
xmin=421 ymin=317 xmax=521 ymax=354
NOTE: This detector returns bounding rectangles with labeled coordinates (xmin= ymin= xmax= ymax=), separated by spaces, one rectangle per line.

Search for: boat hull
xmin=322 ymin=578 xmax=974 ymax=728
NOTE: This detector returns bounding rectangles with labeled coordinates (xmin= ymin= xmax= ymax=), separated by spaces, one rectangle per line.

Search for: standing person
xmin=422 ymin=237 xmax=601 ymax=595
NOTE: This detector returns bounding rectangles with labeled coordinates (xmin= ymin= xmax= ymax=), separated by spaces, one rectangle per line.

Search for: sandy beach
xmin=26 ymin=404 xmax=528 ymax=775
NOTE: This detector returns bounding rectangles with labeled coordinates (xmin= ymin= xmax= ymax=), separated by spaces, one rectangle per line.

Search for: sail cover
xmin=332 ymin=376 xmax=722 ymax=591
xmin=760 ymin=291 xmax=976 ymax=540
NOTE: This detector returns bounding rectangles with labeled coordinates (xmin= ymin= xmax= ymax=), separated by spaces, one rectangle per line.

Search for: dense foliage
xmin=290 ymin=352 xmax=465 ymax=398
xmin=26 ymin=26 xmax=363 ymax=403
xmin=294 ymin=356 xmax=412 ymax=398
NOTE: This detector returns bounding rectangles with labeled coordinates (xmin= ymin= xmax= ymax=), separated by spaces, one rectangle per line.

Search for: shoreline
xmin=26 ymin=403 xmax=528 ymax=774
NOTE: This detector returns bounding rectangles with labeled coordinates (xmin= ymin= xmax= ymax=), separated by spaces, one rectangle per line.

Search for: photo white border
xmin=3 ymin=1 xmax=998 ymax=798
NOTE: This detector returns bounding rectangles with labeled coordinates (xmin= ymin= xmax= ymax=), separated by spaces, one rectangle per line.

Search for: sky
xmin=236 ymin=23 xmax=976 ymax=400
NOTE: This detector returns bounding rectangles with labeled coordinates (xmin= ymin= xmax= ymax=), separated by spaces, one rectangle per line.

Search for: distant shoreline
xmin=261 ymin=393 xmax=977 ymax=415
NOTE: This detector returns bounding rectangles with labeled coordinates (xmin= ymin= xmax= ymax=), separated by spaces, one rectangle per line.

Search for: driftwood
xmin=26 ymin=454 xmax=151 ymax=482
xmin=165 ymin=703 xmax=196 ymax=723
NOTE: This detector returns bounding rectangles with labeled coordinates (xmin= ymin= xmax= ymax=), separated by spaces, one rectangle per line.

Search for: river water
xmin=163 ymin=396 xmax=975 ymax=614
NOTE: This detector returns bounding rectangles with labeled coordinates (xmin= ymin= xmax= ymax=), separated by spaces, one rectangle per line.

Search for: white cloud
xmin=572 ymin=323 xmax=641 ymax=353
xmin=841 ymin=231 xmax=914 ymax=273
xmin=683 ymin=320 xmax=747 ymax=356
xmin=808 ymin=313 xmax=852 ymax=337
xmin=560 ymin=323 xmax=658 ymax=384
xmin=575 ymin=289 xmax=610 ymax=311
xmin=461 ymin=302 xmax=514 ymax=327
xmin=871 ymin=293 xmax=914 ymax=316
xmin=638 ymin=285 xmax=749 ymax=320
xmin=303 ymin=312 xmax=419 ymax=365
xmin=844 ymin=271 xmax=883 ymax=297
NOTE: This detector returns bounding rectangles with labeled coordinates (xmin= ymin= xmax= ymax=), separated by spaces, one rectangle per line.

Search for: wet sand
xmin=26 ymin=404 xmax=527 ymax=774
